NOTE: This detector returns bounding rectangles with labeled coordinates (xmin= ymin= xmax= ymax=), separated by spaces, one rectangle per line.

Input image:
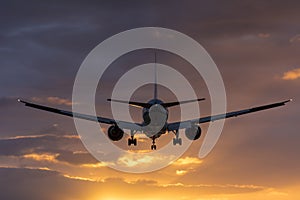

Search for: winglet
xmin=17 ymin=99 xmax=26 ymax=104
xmin=283 ymin=99 xmax=293 ymax=104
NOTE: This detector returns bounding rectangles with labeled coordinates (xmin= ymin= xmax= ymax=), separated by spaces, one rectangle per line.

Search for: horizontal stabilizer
xmin=107 ymin=99 xmax=152 ymax=108
xmin=107 ymin=98 xmax=205 ymax=108
xmin=161 ymin=98 xmax=205 ymax=108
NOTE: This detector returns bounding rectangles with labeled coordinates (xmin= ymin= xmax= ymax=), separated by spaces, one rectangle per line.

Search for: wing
xmin=18 ymin=99 xmax=142 ymax=131
xmin=167 ymin=99 xmax=292 ymax=131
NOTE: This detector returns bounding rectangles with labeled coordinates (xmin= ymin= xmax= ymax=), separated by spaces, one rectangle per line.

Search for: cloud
xmin=117 ymin=154 xmax=164 ymax=167
xmin=114 ymin=153 xmax=189 ymax=172
xmin=0 ymin=167 xmax=272 ymax=200
xmin=257 ymin=33 xmax=270 ymax=38
xmin=172 ymin=156 xmax=203 ymax=166
xmin=22 ymin=153 xmax=59 ymax=163
xmin=63 ymin=174 xmax=96 ymax=182
xmin=80 ymin=162 xmax=108 ymax=168
xmin=176 ymin=169 xmax=188 ymax=175
xmin=0 ymin=134 xmax=98 ymax=167
xmin=282 ymin=68 xmax=300 ymax=80
xmin=31 ymin=96 xmax=73 ymax=106
xmin=131 ymin=179 xmax=157 ymax=185
xmin=1 ymin=1 xmax=300 ymax=199
xmin=161 ymin=182 xmax=265 ymax=190
xmin=171 ymin=157 xmax=203 ymax=176
xmin=0 ymin=134 xmax=82 ymax=156
xmin=56 ymin=151 xmax=99 ymax=165
xmin=289 ymin=34 xmax=300 ymax=43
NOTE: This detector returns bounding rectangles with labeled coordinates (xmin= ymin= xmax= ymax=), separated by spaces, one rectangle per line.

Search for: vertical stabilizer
xmin=154 ymin=52 xmax=158 ymax=99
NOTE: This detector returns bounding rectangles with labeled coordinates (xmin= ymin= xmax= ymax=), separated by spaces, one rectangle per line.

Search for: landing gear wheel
xmin=173 ymin=138 xmax=176 ymax=145
xmin=172 ymin=130 xmax=182 ymax=146
xmin=178 ymin=138 xmax=182 ymax=145
xmin=151 ymin=138 xmax=157 ymax=150
xmin=128 ymin=137 xmax=137 ymax=146
xmin=173 ymin=138 xmax=182 ymax=146
xmin=128 ymin=130 xmax=137 ymax=146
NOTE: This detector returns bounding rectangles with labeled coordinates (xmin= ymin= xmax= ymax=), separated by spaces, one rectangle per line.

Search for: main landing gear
xmin=128 ymin=136 xmax=137 ymax=146
xmin=128 ymin=130 xmax=137 ymax=146
xmin=172 ymin=130 xmax=182 ymax=145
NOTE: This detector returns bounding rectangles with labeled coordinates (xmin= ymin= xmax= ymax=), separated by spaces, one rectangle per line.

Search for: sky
xmin=1 ymin=0 xmax=300 ymax=199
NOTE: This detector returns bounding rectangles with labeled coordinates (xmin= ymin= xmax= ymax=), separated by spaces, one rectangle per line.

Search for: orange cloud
xmin=7 ymin=134 xmax=79 ymax=140
xmin=118 ymin=154 xmax=156 ymax=167
xmin=31 ymin=96 xmax=73 ymax=106
xmin=172 ymin=156 xmax=203 ymax=166
xmin=80 ymin=162 xmax=109 ymax=168
xmin=176 ymin=169 xmax=188 ymax=175
xmin=282 ymin=68 xmax=300 ymax=80
xmin=46 ymin=97 xmax=73 ymax=106
xmin=63 ymin=174 xmax=96 ymax=182
xmin=116 ymin=153 xmax=177 ymax=169
xmin=23 ymin=153 xmax=59 ymax=162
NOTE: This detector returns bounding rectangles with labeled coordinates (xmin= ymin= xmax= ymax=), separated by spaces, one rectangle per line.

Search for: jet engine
xmin=185 ymin=125 xmax=201 ymax=140
xmin=107 ymin=125 xmax=124 ymax=141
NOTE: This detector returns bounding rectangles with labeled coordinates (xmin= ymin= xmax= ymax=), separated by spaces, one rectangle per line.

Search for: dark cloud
xmin=0 ymin=135 xmax=78 ymax=154
xmin=0 ymin=168 xmax=56 ymax=200
xmin=1 ymin=0 xmax=299 ymax=103
xmin=56 ymin=151 xmax=98 ymax=165
xmin=0 ymin=167 xmax=92 ymax=200
xmin=0 ymin=135 xmax=98 ymax=166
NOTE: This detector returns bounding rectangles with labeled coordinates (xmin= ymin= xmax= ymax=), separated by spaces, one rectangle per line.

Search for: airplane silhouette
xmin=18 ymin=64 xmax=291 ymax=150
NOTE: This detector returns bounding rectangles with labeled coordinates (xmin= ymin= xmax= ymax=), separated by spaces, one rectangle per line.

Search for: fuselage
xmin=142 ymin=99 xmax=169 ymax=138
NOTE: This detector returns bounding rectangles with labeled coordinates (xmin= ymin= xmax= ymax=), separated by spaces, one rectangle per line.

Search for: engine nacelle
xmin=107 ymin=125 xmax=124 ymax=141
xmin=185 ymin=126 xmax=201 ymax=140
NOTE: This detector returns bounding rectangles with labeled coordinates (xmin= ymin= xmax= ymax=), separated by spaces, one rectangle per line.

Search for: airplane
xmin=18 ymin=67 xmax=292 ymax=150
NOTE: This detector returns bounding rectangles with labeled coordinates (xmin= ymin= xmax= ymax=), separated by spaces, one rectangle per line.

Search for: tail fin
xmin=154 ymin=52 xmax=158 ymax=99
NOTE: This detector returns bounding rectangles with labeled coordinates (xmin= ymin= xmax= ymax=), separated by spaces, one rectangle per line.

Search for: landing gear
xmin=172 ymin=130 xmax=182 ymax=145
xmin=128 ymin=130 xmax=137 ymax=146
xmin=151 ymin=144 xmax=156 ymax=150
xmin=128 ymin=137 xmax=137 ymax=146
xmin=173 ymin=137 xmax=182 ymax=145
xmin=151 ymin=137 xmax=157 ymax=150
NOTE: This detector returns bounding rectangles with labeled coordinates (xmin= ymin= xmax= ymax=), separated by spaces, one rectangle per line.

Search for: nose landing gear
xmin=172 ymin=130 xmax=182 ymax=145
xmin=151 ymin=137 xmax=157 ymax=150
xmin=128 ymin=136 xmax=137 ymax=146
xmin=128 ymin=130 xmax=137 ymax=146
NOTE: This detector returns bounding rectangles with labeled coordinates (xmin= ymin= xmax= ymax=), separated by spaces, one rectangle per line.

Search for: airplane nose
xmin=149 ymin=104 xmax=168 ymax=124
xmin=150 ymin=104 xmax=167 ymax=113
xmin=143 ymin=104 xmax=168 ymax=137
